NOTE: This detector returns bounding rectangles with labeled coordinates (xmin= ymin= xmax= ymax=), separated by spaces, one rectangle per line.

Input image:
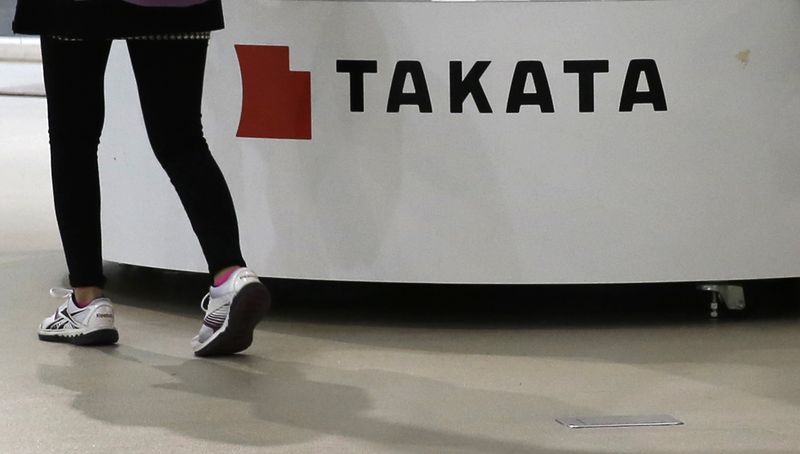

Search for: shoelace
xmin=49 ymin=288 xmax=108 ymax=306
xmin=48 ymin=288 xmax=74 ymax=318
xmin=50 ymin=287 xmax=74 ymax=299
xmin=199 ymin=271 xmax=258 ymax=313
xmin=200 ymin=293 xmax=212 ymax=312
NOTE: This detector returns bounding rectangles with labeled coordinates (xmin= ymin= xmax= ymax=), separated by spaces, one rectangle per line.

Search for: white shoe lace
xmin=199 ymin=271 xmax=257 ymax=314
xmin=200 ymin=293 xmax=212 ymax=312
xmin=47 ymin=288 xmax=74 ymax=319
xmin=50 ymin=287 xmax=74 ymax=299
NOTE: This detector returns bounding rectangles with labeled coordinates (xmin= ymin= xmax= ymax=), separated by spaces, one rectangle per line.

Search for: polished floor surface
xmin=2 ymin=93 xmax=800 ymax=453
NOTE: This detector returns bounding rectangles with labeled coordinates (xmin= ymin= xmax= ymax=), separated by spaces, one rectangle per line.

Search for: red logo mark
xmin=235 ymin=45 xmax=312 ymax=140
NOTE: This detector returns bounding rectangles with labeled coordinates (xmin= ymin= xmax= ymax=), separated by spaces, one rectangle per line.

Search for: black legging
xmin=41 ymin=36 xmax=246 ymax=288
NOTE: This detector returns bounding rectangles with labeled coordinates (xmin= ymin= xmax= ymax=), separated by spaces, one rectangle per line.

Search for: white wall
xmin=100 ymin=0 xmax=800 ymax=283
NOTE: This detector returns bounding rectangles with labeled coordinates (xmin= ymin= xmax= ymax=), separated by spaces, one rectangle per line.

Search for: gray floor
xmin=2 ymin=81 xmax=800 ymax=453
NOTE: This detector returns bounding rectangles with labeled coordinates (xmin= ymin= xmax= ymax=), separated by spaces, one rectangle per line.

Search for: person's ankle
xmin=213 ymin=266 xmax=241 ymax=287
xmin=73 ymin=287 xmax=104 ymax=308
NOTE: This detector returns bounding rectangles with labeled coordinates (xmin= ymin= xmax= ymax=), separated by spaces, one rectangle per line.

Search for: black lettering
xmin=336 ymin=60 xmax=378 ymax=112
xmin=387 ymin=61 xmax=433 ymax=113
xmin=619 ymin=59 xmax=667 ymax=112
xmin=563 ymin=60 xmax=609 ymax=113
xmin=506 ymin=61 xmax=554 ymax=113
xmin=450 ymin=61 xmax=493 ymax=113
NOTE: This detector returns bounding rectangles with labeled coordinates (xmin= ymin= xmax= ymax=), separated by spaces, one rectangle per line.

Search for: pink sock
xmin=213 ymin=267 xmax=240 ymax=287
xmin=72 ymin=295 xmax=94 ymax=309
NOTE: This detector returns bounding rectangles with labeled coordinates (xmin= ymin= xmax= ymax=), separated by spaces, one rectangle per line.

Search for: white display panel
xmin=100 ymin=0 xmax=800 ymax=283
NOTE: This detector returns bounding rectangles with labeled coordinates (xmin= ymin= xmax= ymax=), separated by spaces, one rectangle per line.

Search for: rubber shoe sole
xmin=194 ymin=282 xmax=271 ymax=357
xmin=39 ymin=328 xmax=119 ymax=346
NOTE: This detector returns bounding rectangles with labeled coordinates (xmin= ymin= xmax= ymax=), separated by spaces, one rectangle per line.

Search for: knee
xmin=48 ymin=126 xmax=103 ymax=161
xmin=149 ymin=131 xmax=212 ymax=171
xmin=47 ymin=106 xmax=104 ymax=149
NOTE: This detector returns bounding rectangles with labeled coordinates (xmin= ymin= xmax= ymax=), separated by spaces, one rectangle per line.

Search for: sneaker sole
xmin=194 ymin=282 xmax=271 ymax=357
xmin=39 ymin=328 xmax=119 ymax=346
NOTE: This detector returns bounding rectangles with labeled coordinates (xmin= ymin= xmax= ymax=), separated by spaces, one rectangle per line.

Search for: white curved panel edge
xmin=100 ymin=0 xmax=800 ymax=284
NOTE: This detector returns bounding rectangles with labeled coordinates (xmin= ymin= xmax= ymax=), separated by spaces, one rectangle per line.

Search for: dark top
xmin=12 ymin=0 xmax=224 ymax=39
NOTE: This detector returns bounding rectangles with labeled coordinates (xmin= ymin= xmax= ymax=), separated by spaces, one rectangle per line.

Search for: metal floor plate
xmin=557 ymin=415 xmax=684 ymax=429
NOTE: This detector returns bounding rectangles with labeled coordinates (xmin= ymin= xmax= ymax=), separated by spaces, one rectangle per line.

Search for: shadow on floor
xmin=36 ymin=344 xmax=595 ymax=453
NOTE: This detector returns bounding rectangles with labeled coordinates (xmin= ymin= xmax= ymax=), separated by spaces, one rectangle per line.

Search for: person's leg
xmin=37 ymin=37 xmax=119 ymax=346
xmin=127 ymin=38 xmax=269 ymax=356
xmin=41 ymin=37 xmax=112 ymax=304
xmin=126 ymin=38 xmax=246 ymax=281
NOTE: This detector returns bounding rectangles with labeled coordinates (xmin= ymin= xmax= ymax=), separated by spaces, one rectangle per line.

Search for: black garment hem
xmin=13 ymin=0 xmax=224 ymax=40
xmin=69 ymin=275 xmax=107 ymax=290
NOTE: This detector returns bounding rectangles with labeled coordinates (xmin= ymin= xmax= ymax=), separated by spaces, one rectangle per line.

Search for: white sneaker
xmin=191 ymin=267 xmax=270 ymax=357
xmin=38 ymin=288 xmax=119 ymax=345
